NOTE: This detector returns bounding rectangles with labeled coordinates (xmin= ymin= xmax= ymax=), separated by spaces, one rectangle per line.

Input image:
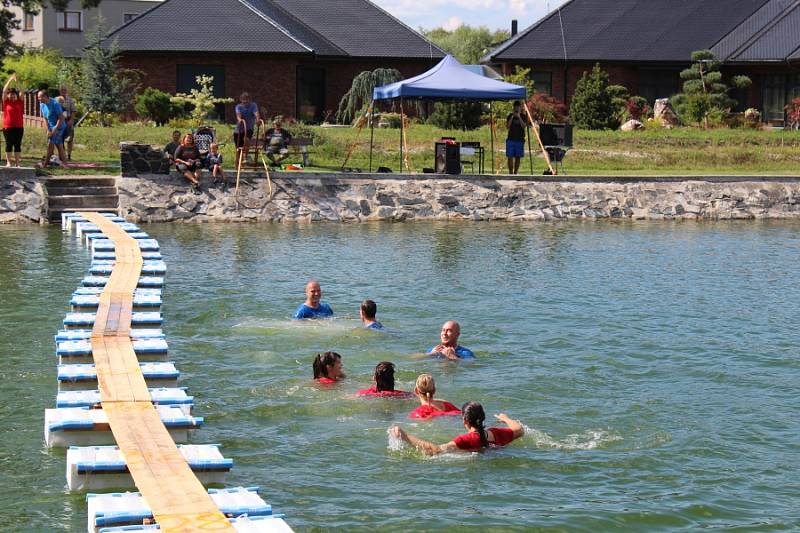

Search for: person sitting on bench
xmin=264 ymin=119 xmax=292 ymax=166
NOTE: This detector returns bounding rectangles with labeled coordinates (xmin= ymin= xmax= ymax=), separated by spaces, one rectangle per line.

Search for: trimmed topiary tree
xmin=569 ymin=63 xmax=618 ymax=130
xmin=135 ymin=87 xmax=176 ymax=126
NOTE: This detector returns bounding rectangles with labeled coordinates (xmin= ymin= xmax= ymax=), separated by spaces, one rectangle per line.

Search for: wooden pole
xmin=490 ymin=102 xmax=495 ymax=175
xmin=526 ymin=124 xmax=534 ymax=175
xmin=234 ymin=147 xmax=243 ymax=199
xmin=261 ymin=154 xmax=273 ymax=200
xmin=522 ymin=101 xmax=555 ymax=175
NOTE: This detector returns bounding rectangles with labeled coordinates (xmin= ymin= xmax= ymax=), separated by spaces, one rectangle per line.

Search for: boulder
xmin=653 ymin=98 xmax=680 ymax=128
xmin=620 ymin=119 xmax=644 ymax=131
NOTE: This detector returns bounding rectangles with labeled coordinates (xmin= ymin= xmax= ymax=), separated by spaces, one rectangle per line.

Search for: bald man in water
xmin=429 ymin=320 xmax=475 ymax=359
xmin=293 ymin=280 xmax=334 ymax=319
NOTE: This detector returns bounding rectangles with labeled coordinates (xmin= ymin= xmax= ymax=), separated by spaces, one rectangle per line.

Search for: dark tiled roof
xmin=107 ymin=0 xmax=443 ymax=59
xmin=105 ymin=0 xmax=310 ymax=53
xmin=713 ymin=0 xmax=800 ymax=62
xmin=487 ymin=0 xmax=777 ymax=63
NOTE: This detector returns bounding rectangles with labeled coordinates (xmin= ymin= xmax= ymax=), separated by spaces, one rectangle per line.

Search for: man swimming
xmin=428 ymin=320 xmax=475 ymax=359
xmin=359 ymin=299 xmax=383 ymax=330
xmin=293 ymin=280 xmax=334 ymax=319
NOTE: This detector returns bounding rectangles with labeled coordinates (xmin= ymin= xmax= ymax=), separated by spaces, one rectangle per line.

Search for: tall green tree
xmin=569 ymin=63 xmax=619 ymax=130
xmin=0 ymin=1 xmax=101 ymax=62
xmin=81 ymin=22 xmax=137 ymax=125
xmin=671 ymin=49 xmax=751 ymax=128
xmin=424 ymin=25 xmax=509 ymax=64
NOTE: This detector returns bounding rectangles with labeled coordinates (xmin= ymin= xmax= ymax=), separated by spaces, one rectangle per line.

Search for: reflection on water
xmin=2 ymin=221 xmax=800 ymax=530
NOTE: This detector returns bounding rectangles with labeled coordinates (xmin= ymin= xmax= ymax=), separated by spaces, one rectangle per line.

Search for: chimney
xmin=511 ymin=19 xmax=518 ymax=37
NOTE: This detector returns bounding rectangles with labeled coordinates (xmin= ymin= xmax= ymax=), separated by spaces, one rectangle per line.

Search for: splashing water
xmin=525 ymin=425 xmax=623 ymax=450
xmin=386 ymin=427 xmax=405 ymax=451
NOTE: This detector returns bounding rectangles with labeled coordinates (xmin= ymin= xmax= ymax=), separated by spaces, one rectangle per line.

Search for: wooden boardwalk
xmin=80 ymin=212 xmax=234 ymax=532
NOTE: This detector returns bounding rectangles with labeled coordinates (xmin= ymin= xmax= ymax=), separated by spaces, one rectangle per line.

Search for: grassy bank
xmin=24 ymin=122 xmax=800 ymax=176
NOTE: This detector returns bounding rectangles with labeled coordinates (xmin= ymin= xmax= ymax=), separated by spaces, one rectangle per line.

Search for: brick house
xmin=484 ymin=0 xmax=800 ymax=124
xmin=106 ymin=0 xmax=444 ymax=123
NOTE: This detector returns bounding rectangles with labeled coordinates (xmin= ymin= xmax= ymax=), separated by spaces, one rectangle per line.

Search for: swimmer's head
xmin=305 ymin=280 xmax=322 ymax=307
xmin=440 ymin=320 xmax=460 ymax=346
xmin=360 ymin=299 xmax=377 ymax=321
xmin=462 ymin=401 xmax=488 ymax=447
xmin=414 ymin=373 xmax=436 ymax=402
xmin=374 ymin=361 xmax=395 ymax=392
xmin=313 ymin=351 xmax=342 ymax=380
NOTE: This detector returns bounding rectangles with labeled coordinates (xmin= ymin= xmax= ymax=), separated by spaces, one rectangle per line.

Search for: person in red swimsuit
xmin=407 ymin=373 xmax=461 ymax=419
xmin=313 ymin=351 xmax=345 ymax=384
xmin=392 ymin=401 xmax=524 ymax=455
xmin=358 ymin=361 xmax=412 ymax=397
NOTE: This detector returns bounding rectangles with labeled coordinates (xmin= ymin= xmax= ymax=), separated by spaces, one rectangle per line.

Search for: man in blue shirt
xmin=429 ymin=320 xmax=475 ymax=359
xmin=293 ymin=280 xmax=334 ymax=319
xmin=234 ymin=91 xmax=262 ymax=168
xmin=359 ymin=299 xmax=383 ymax=330
xmin=37 ymin=90 xmax=68 ymax=167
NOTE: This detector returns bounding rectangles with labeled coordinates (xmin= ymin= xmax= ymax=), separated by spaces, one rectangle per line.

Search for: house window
xmin=57 ymin=11 xmax=82 ymax=31
xmin=176 ymin=64 xmax=226 ymax=120
xmin=529 ymin=71 xmax=552 ymax=96
xmin=637 ymin=69 xmax=680 ymax=105
xmin=123 ymin=13 xmax=138 ymax=24
xmin=296 ymin=67 xmax=325 ymax=123
xmin=23 ymin=12 xmax=35 ymax=31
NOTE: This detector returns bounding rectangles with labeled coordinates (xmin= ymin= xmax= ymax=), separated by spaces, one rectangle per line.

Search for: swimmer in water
xmin=428 ymin=320 xmax=475 ymax=359
xmin=293 ymin=280 xmax=334 ymax=319
xmin=408 ymin=373 xmax=460 ymax=419
xmin=313 ymin=351 xmax=345 ymax=384
xmin=358 ymin=362 xmax=411 ymax=397
xmin=359 ymin=299 xmax=383 ymax=330
xmin=391 ymin=401 xmax=524 ymax=455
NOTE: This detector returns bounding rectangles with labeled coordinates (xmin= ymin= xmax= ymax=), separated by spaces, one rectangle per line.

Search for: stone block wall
xmin=0 ymin=176 xmax=46 ymax=223
xmin=120 ymin=142 xmax=171 ymax=177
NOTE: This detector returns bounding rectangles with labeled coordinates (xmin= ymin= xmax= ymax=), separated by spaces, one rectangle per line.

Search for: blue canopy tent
xmin=369 ymin=55 xmax=552 ymax=174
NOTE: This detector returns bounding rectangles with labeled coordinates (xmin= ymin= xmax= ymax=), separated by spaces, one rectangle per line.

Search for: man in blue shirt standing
xmin=429 ymin=320 xmax=475 ymax=359
xmin=234 ymin=91 xmax=262 ymax=168
xmin=37 ymin=90 xmax=67 ymax=167
xmin=293 ymin=280 xmax=334 ymax=319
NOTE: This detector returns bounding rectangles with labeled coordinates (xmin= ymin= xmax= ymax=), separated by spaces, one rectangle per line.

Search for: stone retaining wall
xmin=119 ymin=173 xmax=800 ymax=223
xmin=0 ymin=175 xmax=46 ymax=223
xmin=120 ymin=142 xmax=171 ymax=177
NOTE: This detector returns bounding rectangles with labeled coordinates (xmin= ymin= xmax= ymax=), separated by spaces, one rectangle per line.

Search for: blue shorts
xmin=506 ymin=140 xmax=525 ymax=158
xmin=49 ymin=127 xmax=65 ymax=145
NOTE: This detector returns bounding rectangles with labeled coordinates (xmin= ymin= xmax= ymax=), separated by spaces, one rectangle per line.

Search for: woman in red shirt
xmin=407 ymin=373 xmax=460 ymax=419
xmin=358 ymin=361 xmax=412 ymax=398
xmin=391 ymin=402 xmax=524 ymax=455
xmin=2 ymin=74 xmax=25 ymax=167
xmin=313 ymin=351 xmax=345 ymax=384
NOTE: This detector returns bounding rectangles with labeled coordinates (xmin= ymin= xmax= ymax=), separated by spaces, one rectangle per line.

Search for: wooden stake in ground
xmin=234 ymin=147 xmax=244 ymax=199
xmin=522 ymin=101 xmax=556 ymax=175
xmin=260 ymin=154 xmax=273 ymax=200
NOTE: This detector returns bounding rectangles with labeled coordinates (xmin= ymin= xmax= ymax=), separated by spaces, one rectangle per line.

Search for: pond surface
xmin=1 ymin=221 xmax=799 ymax=531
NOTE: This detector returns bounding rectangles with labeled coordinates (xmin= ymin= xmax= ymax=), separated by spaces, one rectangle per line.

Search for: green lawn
xmin=25 ymin=122 xmax=800 ymax=176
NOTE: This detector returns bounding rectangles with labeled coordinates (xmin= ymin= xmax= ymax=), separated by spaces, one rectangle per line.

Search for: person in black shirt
xmin=164 ymin=130 xmax=181 ymax=163
xmin=506 ymin=101 xmax=529 ymax=175
xmin=173 ymin=133 xmax=202 ymax=191
xmin=264 ymin=119 xmax=292 ymax=166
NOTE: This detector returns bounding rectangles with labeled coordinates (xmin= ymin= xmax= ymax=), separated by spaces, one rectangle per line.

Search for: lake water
xmin=1 ymin=221 xmax=799 ymax=532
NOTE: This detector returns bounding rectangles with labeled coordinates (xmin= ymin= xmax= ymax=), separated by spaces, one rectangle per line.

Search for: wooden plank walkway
xmin=80 ymin=213 xmax=234 ymax=533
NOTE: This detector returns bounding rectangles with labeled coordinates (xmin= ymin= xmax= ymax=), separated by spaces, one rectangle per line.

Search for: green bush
xmin=427 ymin=101 xmax=483 ymax=130
xmin=135 ymin=87 xmax=178 ymax=126
xmin=3 ymin=48 xmax=62 ymax=90
xmin=569 ymin=64 xmax=619 ymax=130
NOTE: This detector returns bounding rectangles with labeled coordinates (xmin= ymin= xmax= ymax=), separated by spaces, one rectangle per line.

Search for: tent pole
xmin=399 ymin=98 xmax=404 ymax=172
xmin=523 ymin=101 xmax=555 ymax=175
xmin=368 ymin=102 xmax=375 ymax=172
xmin=490 ymin=102 xmax=495 ymax=175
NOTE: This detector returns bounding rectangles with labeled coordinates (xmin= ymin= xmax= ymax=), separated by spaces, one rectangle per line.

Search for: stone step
xmin=48 ymin=195 xmax=120 ymax=209
xmin=47 ymin=206 xmax=120 ymax=222
xmin=46 ymin=186 xmax=118 ymax=197
xmin=45 ymin=177 xmax=117 ymax=188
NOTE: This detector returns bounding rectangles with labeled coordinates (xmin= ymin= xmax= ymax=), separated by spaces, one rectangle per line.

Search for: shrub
xmin=3 ymin=48 xmax=61 ymax=89
xmin=786 ymin=97 xmax=800 ymax=129
xmin=569 ymin=64 xmax=619 ymax=130
xmin=625 ymin=96 xmax=650 ymax=121
xmin=377 ymin=112 xmax=402 ymax=128
xmin=527 ymin=93 xmax=568 ymax=123
xmin=135 ymin=87 xmax=178 ymax=126
xmin=427 ymin=101 xmax=483 ymax=130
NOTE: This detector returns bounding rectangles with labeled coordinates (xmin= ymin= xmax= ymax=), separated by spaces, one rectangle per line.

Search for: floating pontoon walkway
xmin=49 ymin=213 xmax=292 ymax=533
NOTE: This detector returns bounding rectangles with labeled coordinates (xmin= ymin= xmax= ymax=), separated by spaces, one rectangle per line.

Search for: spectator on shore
xmin=37 ymin=90 xmax=67 ymax=168
xmin=359 ymin=299 xmax=382 ymax=330
xmin=264 ymin=119 xmax=292 ymax=166
xmin=391 ymin=402 xmax=524 ymax=455
xmin=2 ymin=74 xmax=24 ymax=167
xmin=293 ymin=280 xmax=334 ymax=319
xmin=234 ymin=92 xmax=262 ymax=168
xmin=506 ymin=100 xmax=529 ymax=175
xmin=59 ymin=85 xmax=77 ymax=161
xmin=173 ymin=133 xmax=202 ymax=191
xmin=428 ymin=320 xmax=475 ymax=359
xmin=206 ymin=142 xmax=225 ymax=187
xmin=313 ymin=351 xmax=345 ymax=384
xmin=164 ymin=130 xmax=181 ymax=162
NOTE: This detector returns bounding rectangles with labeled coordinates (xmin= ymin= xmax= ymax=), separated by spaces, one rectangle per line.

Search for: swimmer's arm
xmin=392 ymin=426 xmax=454 ymax=456
xmin=495 ymin=413 xmax=524 ymax=439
